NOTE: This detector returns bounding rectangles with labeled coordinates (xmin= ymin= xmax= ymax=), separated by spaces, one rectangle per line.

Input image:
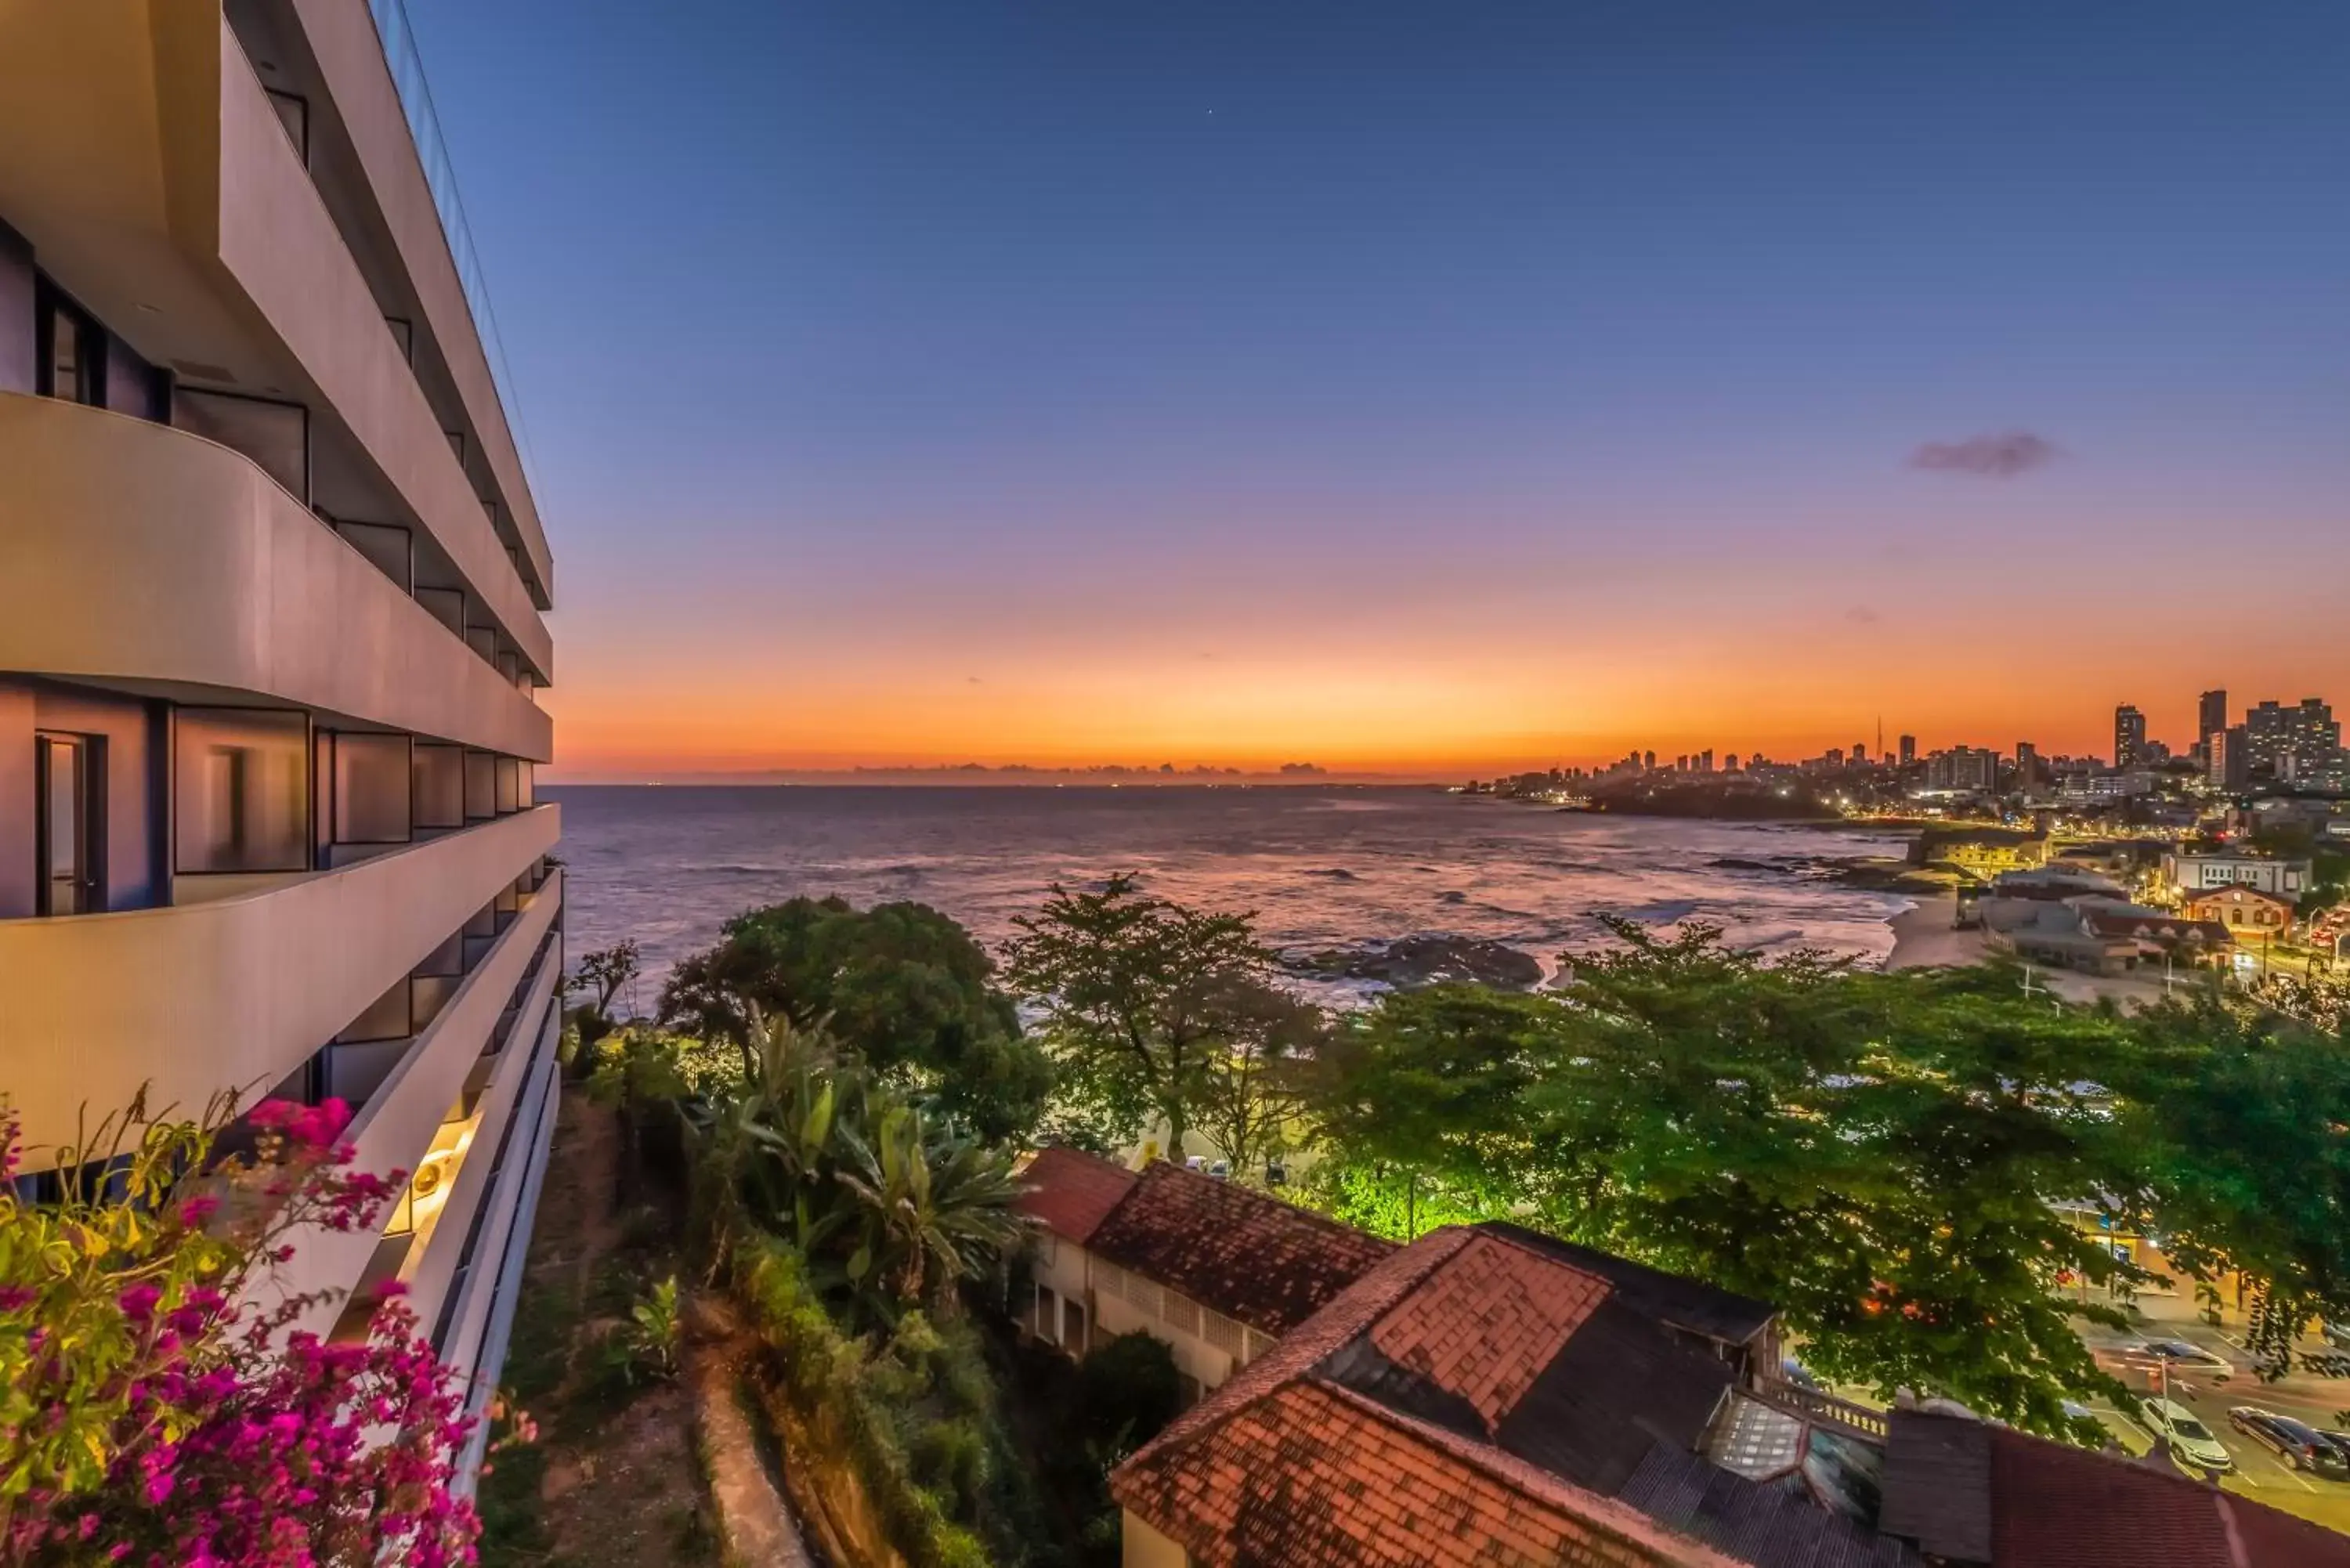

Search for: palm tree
xmin=836 ymin=1102 xmax=1029 ymax=1307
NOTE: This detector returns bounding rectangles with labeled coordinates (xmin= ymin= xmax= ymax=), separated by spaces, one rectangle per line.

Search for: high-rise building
xmin=0 ymin=5 xmax=559 ymax=1479
xmin=1697 ymin=748 xmax=1715 ymax=773
xmin=1642 ymin=750 xmax=1656 ymax=771
xmin=2244 ymin=699 xmax=2341 ymax=784
xmin=2197 ymin=688 xmax=2229 ymax=749
xmin=2210 ymin=726 xmax=2251 ymax=791
xmin=1925 ymin=746 xmax=1998 ymax=793
xmin=2113 ymin=704 xmax=2146 ymax=771
xmin=1898 ymin=734 xmax=1917 ymax=767
xmin=2014 ymin=742 xmax=2040 ymax=787
xmin=1850 ymin=742 xmax=1867 ymax=765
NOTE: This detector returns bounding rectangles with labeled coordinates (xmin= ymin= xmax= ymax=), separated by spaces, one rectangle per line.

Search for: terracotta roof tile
xmin=1114 ymin=1376 xmax=1743 ymax=1568
xmin=1371 ymin=1229 xmax=1611 ymax=1429
xmin=1083 ymin=1160 xmax=1395 ymax=1335
xmin=1014 ymin=1145 xmax=1137 ymax=1245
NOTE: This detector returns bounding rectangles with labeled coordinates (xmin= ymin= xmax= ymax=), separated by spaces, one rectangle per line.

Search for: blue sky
xmin=404 ymin=0 xmax=2350 ymax=775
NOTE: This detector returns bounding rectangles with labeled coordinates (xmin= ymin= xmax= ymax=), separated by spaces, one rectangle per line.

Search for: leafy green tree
xmin=566 ymin=939 xmax=642 ymax=1058
xmin=1002 ymin=874 xmax=1289 ymax=1157
xmin=1188 ymin=973 xmax=1323 ymax=1181
xmin=1309 ymin=922 xmax=2150 ymax=1433
xmin=660 ymin=897 xmax=1049 ymax=1143
xmin=2115 ymin=992 xmax=2350 ymax=1373
xmin=682 ymin=1012 xmax=1028 ymax=1320
xmin=1073 ymin=1332 xmax=1182 ymax=1455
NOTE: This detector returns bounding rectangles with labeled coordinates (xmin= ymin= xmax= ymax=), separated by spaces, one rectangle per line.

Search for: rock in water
xmin=1289 ymin=934 xmax=1543 ymax=991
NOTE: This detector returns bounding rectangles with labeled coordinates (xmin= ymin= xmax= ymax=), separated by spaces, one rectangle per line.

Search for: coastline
xmin=1882 ymin=887 xmax=1990 ymax=971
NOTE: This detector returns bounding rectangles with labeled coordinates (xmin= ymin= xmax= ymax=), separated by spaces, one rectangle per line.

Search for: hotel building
xmin=0 ymin=0 xmax=560 ymax=1472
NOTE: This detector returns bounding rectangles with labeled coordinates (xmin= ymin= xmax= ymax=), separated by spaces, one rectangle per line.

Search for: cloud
xmin=1907 ymin=431 xmax=2061 ymax=479
xmin=1845 ymin=605 xmax=1881 ymax=625
xmin=966 ymin=675 xmax=983 ymax=685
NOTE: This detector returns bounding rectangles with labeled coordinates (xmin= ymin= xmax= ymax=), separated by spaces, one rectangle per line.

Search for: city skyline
xmin=396 ymin=0 xmax=2350 ymax=779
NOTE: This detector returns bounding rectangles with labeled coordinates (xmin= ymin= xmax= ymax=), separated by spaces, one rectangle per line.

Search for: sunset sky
xmin=411 ymin=0 xmax=2350 ymax=781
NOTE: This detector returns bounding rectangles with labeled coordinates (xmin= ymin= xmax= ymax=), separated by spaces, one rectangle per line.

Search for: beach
xmin=1882 ymin=888 xmax=1986 ymax=970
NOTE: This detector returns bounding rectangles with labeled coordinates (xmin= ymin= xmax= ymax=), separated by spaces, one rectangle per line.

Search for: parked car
xmin=2138 ymin=1398 xmax=2232 ymax=1473
xmin=2228 ymin=1408 xmax=2350 ymax=1476
xmin=2133 ymin=1340 xmax=2234 ymax=1376
xmin=2324 ymin=1321 xmax=2350 ymax=1351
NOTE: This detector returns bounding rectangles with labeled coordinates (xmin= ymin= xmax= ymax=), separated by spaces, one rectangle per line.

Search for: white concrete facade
xmin=1028 ymin=1233 xmax=1280 ymax=1404
xmin=0 ymin=0 xmax=562 ymax=1465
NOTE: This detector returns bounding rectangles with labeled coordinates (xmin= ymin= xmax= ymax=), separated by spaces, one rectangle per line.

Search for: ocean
xmin=544 ymin=786 xmax=1912 ymax=1012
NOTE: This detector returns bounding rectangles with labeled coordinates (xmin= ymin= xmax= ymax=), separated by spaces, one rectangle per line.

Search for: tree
xmin=1307 ymin=922 xmax=2152 ymax=1434
xmin=1188 ymin=974 xmax=1323 ymax=1181
xmin=566 ymin=939 xmax=642 ymax=1060
xmin=1002 ymin=874 xmax=1288 ymax=1158
xmin=660 ymin=897 xmax=1050 ymax=1143
xmin=681 ymin=1012 xmax=1028 ymax=1320
xmin=2115 ymin=992 xmax=2350 ymax=1375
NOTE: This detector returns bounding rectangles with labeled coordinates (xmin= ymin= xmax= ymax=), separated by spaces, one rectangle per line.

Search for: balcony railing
xmin=364 ymin=0 xmax=540 ymax=500
xmin=1749 ymin=1375 xmax=1890 ymax=1443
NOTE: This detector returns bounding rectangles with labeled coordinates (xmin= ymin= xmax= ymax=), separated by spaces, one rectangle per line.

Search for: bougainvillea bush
xmin=0 ymin=1089 xmax=485 ymax=1566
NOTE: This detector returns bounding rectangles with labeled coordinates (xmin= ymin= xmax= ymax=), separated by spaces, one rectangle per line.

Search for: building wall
xmin=1029 ymin=1237 xmax=1271 ymax=1400
xmin=1121 ymin=1512 xmax=1189 ymax=1568
xmin=2163 ymin=854 xmax=2307 ymax=900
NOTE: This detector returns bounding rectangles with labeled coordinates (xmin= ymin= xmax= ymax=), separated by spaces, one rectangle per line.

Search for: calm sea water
xmin=544 ymin=786 xmax=1911 ymax=1009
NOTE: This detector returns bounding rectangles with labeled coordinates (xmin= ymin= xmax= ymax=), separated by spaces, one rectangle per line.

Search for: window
xmin=412 ymin=744 xmax=464 ymax=829
xmin=34 ymin=281 xmax=103 ymax=406
xmin=172 ymin=389 xmax=309 ymax=504
xmin=463 ymin=751 xmax=495 ymax=822
xmin=1036 ymin=1285 xmax=1060 ymax=1343
xmin=1062 ymin=1300 xmax=1087 ymax=1355
xmin=173 ymin=709 xmax=309 ymax=874
xmin=331 ymin=733 xmax=413 ymax=844
xmin=34 ymin=733 xmax=101 ymax=915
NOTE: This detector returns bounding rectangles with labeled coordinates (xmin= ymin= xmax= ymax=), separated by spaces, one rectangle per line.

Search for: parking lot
xmin=2082 ymin=1322 xmax=2350 ymax=1534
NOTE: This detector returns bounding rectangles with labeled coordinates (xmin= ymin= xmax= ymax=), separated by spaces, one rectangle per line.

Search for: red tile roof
xmin=1115 ymin=1375 xmax=1741 ymax=1568
xmin=1984 ymin=1423 xmax=2350 ymax=1568
xmin=1014 ymin=1145 xmax=1137 ymax=1245
xmin=1371 ymin=1229 xmax=1611 ymax=1431
xmin=1083 ymin=1160 xmax=1395 ymax=1335
xmin=1113 ymin=1227 xmax=1748 ymax=1568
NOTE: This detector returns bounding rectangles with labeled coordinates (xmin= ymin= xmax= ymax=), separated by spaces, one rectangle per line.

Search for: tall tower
xmin=2197 ymin=689 xmax=2229 ymax=750
xmin=0 ymin=3 xmax=560 ymax=1480
xmin=2113 ymin=704 xmax=2146 ymax=770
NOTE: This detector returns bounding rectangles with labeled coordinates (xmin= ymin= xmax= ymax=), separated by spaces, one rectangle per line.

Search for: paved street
xmin=2080 ymin=1311 xmax=2350 ymax=1535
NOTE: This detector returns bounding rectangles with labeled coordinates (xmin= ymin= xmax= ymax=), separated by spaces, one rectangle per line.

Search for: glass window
xmin=412 ymin=743 xmax=464 ymax=829
xmin=36 ymin=284 xmax=103 ymax=406
xmin=494 ymin=757 xmax=519 ymax=815
xmin=463 ymin=750 xmax=495 ymax=821
xmin=338 ymin=977 xmax=413 ymax=1045
xmin=173 ymin=709 xmax=309 ymax=874
xmin=34 ymin=734 xmax=97 ymax=916
xmin=515 ymin=761 xmax=535 ymax=811
xmin=172 ymin=390 xmax=309 ymax=504
xmin=333 ymin=733 xmax=412 ymax=844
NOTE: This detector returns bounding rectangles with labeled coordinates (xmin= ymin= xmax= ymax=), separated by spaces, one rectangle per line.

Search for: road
xmin=2080 ymin=1317 xmax=2350 ymax=1535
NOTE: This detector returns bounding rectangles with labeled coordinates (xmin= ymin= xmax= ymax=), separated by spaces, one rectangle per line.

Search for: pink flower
xmin=246 ymin=1099 xmax=298 ymax=1131
xmin=377 ymin=1279 xmax=410 ymax=1299
xmin=117 ymin=1283 xmax=161 ymax=1321
xmin=176 ymin=1194 xmax=221 ymax=1227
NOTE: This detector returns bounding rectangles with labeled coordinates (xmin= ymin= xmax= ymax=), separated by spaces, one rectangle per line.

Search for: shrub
xmin=0 ymin=1091 xmax=490 ymax=1565
xmin=1074 ymin=1331 xmax=1182 ymax=1456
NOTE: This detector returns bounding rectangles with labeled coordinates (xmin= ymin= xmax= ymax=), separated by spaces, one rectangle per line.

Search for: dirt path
xmin=476 ymin=1086 xmax=720 ymax=1568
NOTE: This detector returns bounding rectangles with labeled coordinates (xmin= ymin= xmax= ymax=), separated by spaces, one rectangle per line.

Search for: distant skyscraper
xmin=1824 ymin=747 xmax=1844 ymax=769
xmin=1643 ymin=750 xmax=1656 ymax=771
xmin=2113 ymin=704 xmax=2146 ymax=770
xmin=2244 ymin=698 xmax=2340 ymax=783
xmin=1850 ymin=742 xmax=1867 ymax=764
xmin=2197 ymin=688 xmax=2229 ymax=748
xmin=2015 ymin=742 xmax=2039 ymax=786
xmin=1898 ymin=734 xmax=1917 ymax=767
xmin=2210 ymin=725 xmax=2251 ymax=791
xmin=1697 ymin=748 xmax=1714 ymax=772
xmin=1925 ymin=746 xmax=1998 ymax=793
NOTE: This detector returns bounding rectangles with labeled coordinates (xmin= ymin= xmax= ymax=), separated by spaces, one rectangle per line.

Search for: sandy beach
xmin=1882 ymin=888 xmax=1988 ymax=970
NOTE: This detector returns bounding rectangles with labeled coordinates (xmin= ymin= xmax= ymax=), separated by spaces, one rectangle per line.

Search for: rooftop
xmin=1014 ymin=1145 xmax=1137 ymax=1246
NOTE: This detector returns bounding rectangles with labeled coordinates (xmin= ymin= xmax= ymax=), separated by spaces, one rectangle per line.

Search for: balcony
xmin=0 ymin=393 xmax=549 ymax=762
xmin=0 ymin=6 xmax=550 ymax=676
xmin=0 ymin=807 xmax=558 ymax=1155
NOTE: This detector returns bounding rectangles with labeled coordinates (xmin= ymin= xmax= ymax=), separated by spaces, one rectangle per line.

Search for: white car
xmin=2131 ymin=1339 xmax=2234 ymax=1377
xmin=2140 ymin=1398 xmax=2232 ymax=1473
